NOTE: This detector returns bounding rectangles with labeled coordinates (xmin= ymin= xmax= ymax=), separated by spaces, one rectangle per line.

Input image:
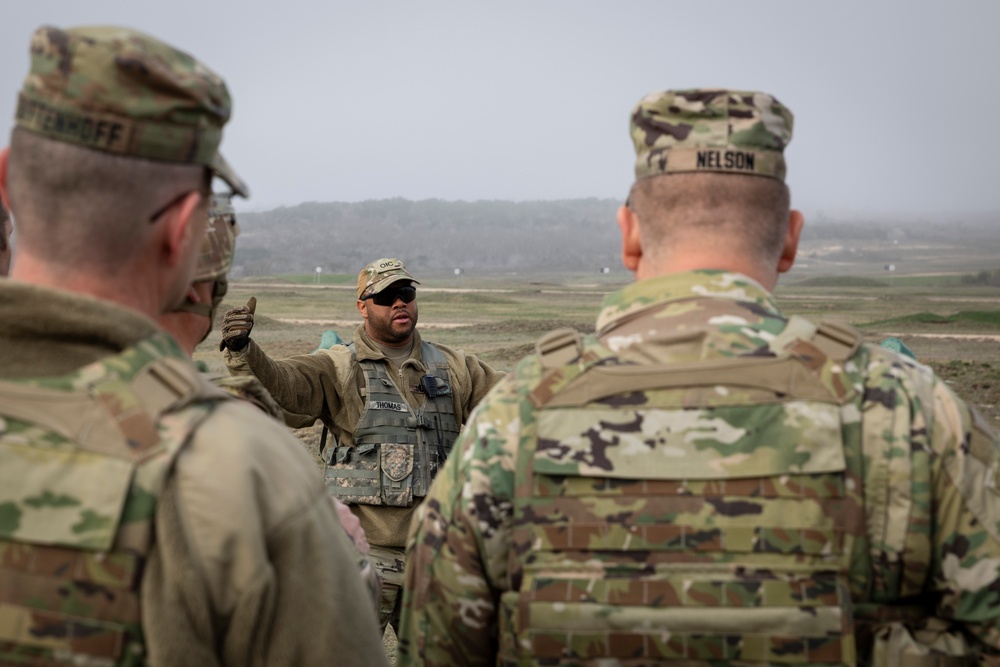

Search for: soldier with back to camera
xmin=398 ymin=89 xmax=1000 ymax=667
xmin=221 ymin=257 xmax=505 ymax=635
xmin=0 ymin=25 xmax=387 ymax=666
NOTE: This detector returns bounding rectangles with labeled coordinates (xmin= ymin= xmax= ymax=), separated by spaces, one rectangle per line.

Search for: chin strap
xmin=171 ymin=278 xmax=227 ymax=343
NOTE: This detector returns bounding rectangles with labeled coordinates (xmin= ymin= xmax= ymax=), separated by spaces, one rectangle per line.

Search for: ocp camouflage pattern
xmin=193 ymin=194 xmax=239 ymax=283
xmin=0 ymin=331 xmax=225 ymax=665
xmin=399 ymin=270 xmax=1000 ymax=667
xmin=356 ymin=257 xmax=419 ymax=299
xmin=631 ymin=88 xmax=793 ymax=182
xmin=14 ymin=25 xmax=248 ymax=196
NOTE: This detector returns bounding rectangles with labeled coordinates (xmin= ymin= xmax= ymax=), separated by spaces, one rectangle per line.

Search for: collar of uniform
xmin=352 ymin=324 xmax=425 ymax=365
xmin=596 ymin=270 xmax=781 ymax=335
xmin=0 ymin=280 xmax=167 ymax=377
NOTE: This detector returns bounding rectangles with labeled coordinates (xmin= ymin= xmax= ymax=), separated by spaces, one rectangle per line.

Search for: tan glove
xmin=219 ymin=296 xmax=256 ymax=352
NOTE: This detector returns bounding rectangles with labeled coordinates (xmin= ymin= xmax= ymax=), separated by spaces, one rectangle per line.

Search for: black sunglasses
xmin=366 ymin=285 xmax=416 ymax=307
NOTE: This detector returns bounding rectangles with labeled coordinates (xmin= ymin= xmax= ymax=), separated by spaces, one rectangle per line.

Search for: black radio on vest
xmin=419 ymin=374 xmax=439 ymax=398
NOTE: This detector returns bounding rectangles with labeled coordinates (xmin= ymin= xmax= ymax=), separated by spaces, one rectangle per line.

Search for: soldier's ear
xmin=159 ymin=191 xmax=206 ymax=270
xmin=357 ymin=299 xmax=368 ymax=321
xmin=617 ymin=204 xmax=642 ymax=273
xmin=0 ymin=147 xmax=11 ymax=210
xmin=777 ymin=209 xmax=804 ymax=274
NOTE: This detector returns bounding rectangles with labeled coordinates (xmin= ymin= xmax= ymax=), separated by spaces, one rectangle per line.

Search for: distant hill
xmin=233 ymin=198 xmax=622 ymax=278
xmin=231 ymin=199 xmax=1000 ymax=278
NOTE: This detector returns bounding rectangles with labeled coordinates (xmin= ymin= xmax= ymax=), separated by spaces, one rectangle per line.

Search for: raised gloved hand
xmin=219 ymin=296 xmax=256 ymax=352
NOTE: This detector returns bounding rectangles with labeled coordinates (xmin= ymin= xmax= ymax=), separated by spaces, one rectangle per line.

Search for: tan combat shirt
xmin=225 ymin=324 xmax=505 ymax=547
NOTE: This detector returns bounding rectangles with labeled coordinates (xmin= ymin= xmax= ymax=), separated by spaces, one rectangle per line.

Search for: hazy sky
xmin=2 ymin=1 xmax=998 ymax=218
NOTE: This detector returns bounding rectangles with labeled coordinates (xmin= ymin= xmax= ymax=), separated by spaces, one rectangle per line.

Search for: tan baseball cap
xmin=356 ymin=257 xmax=419 ymax=299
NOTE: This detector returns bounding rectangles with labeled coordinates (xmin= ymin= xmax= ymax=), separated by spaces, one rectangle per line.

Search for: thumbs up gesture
xmin=220 ymin=296 xmax=257 ymax=352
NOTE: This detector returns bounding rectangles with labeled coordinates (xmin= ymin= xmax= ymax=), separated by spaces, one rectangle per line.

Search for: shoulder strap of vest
xmin=532 ymin=316 xmax=863 ymax=409
xmin=765 ymin=315 xmax=861 ymax=363
xmin=342 ymin=340 xmax=367 ymax=399
xmin=535 ymin=327 xmax=585 ymax=369
xmin=0 ymin=334 xmax=228 ymax=552
xmin=418 ymin=342 xmax=453 ymax=395
xmin=812 ymin=317 xmax=863 ymax=360
xmin=540 ymin=355 xmax=849 ymax=408
xmin=419 ymin=340 xmax=448 ymax=368
xmin=0 ymin=334 xmax=222 ymax=461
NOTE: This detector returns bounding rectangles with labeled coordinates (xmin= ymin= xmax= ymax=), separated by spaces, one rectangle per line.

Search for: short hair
xmin=628 ymin=172 xmax=791 ymax=266
xmin=6 ymin=127 xmax=208 ymax=269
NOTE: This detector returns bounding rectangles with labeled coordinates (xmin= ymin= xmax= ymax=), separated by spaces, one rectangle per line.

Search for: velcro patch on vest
xmin=369 ymin=401 xmax=407 ymax=413
xmin=534 ymin=403 xmax=847 ymax=481
xmin=0 ymin=441 xmax=133 ymax=551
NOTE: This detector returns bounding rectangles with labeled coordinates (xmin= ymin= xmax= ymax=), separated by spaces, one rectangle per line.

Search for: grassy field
xmin=196 ymin=272 xmax=1000 ymax=432
xmin=198 ymin=273 xmax=1000 ymax=433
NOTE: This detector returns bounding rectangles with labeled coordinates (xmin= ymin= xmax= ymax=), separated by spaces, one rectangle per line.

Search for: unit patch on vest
xmin=370 ymin=400 xmax=407 ymax=412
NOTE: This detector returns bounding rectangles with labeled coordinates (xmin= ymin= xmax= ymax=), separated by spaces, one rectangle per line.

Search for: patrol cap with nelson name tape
xmin=630 ymin=88 xmax=793 ymax=183
xmin=357 ymin=258 xmax=420 ymax=299
xmin=14 ymin=25 xmax=249 ymax=197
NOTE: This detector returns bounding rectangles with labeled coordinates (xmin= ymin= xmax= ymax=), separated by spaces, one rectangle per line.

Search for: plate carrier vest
xmin=499 ymin=316 xmax=935 ymax=667
xmin=0 ymin=333 xmax=227 ymax=666
xmin=325 ymin=341 xmax=461 ymax=507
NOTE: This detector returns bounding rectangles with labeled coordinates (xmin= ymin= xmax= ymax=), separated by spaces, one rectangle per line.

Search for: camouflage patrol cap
xmin=193 ymin=194 xmax=239 ymax=283
xmin=357 ymin=258 xmax=419 ymax=300
xmin=15 ymin=25 xmax=249 ymax=197
xmin=630 ymin=88 xmax=793 ymax=182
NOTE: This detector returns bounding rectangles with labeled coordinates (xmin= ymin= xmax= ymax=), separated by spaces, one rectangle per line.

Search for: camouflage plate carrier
xmin=0 ymin=333 xmax=229 ymax=666
xmin=499 ymin=316 xmax=898 ymax=667
xmin=326 ymin=342 xmax=461 ymax=507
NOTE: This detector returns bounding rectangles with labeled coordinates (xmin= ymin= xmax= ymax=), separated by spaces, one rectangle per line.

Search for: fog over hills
xmin=232 ymin=199 xmax=1000 ymax=279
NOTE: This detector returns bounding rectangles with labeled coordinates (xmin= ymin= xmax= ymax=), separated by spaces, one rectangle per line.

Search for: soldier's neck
xmin=10 ymin=252 xmax=164 ymax=320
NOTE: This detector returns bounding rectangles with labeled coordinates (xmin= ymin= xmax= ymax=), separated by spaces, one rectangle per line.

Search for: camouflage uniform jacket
xmin=0 ymin=282 xmax=389 ymax=667
xmin=225 ymin=324 xmax=505 ymax=547
xmin=398 ymin=270 xmax=1000 ymax=667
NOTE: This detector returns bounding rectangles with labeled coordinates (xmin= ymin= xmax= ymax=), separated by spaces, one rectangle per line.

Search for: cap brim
xmin=211 ymin=151 xmax=250 ymax=199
